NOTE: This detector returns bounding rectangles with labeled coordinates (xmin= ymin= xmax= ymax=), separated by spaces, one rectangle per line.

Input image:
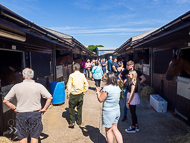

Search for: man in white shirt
xmin=3 ymin=68 xmax=52 ymax=143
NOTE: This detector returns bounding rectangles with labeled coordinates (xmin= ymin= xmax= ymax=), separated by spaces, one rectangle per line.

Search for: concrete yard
xmin=11 ymin=79 xmax=190 ymax=143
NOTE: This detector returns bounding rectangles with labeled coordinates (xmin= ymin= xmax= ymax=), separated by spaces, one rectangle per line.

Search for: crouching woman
xmin=125 ymin=70 xmax=140 ymax=133
xmin=96 ymin=72 xmax=123 ymax=143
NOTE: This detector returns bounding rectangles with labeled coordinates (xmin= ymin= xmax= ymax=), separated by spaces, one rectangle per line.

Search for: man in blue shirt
xmin=108 ymin=56 xmax=113 ymax=71
xmin=101 ymin=59 xmax=106 ymax=79
xmin=111 ymin=58 xmax=119 ymax=76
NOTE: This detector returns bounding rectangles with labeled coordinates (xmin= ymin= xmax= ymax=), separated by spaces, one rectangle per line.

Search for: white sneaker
xmin=135 ymin=126 xmax=140 ymax=131
xmin=125 ymin=126 xmax=136 ymax=133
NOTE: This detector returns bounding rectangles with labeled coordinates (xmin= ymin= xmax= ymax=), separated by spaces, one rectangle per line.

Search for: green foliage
xmin=87 ymin=45 xmax=104 ymax=53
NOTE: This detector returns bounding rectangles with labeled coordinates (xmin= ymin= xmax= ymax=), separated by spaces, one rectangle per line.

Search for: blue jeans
xmin=83 ymin=67 xmax=86 ymax=73
xmin=123 ymin=89 xmax=128 ymax=116
xmin=86 ymin=68 xmax=91 ymax=78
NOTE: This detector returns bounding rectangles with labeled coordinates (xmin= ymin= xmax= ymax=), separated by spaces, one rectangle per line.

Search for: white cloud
xmin=73 ymin=33 xmax=133 ymax=36
xmin=49 ymin=26 xmax=155 ymax=36
xmin=99 ymin=19 xmax=166 ymax=28
xmin=176 ymin=0 xmax=190 ymax=4
xmin=1 ymin=0 xmax=39 ymax=14
xmin=108 ymin=14 xmax=136 ymax=19
xmin=51 ymin=26 xmax=86 ymax=31
xmin=115 ymin=2 xmax=134 ymax=10
xmin=72 ymin=0 xmax=93 ymax=10
xmin=72 ymin=0 xmax=134 ymax=11
xmin=128 ymin=19 xmax=166 ymax=25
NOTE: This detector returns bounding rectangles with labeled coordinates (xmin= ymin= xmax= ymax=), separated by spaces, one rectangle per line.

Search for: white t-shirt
xmin=4 ymin=80 xmax=52 ymax=112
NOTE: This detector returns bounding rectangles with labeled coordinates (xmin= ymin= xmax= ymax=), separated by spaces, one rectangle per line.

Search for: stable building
xmin=0 ymin=4 xmax=96 ymax=137
xmin=96 ymin=47 xmax=117 ymax=59
xmin=115 ymin=10 xmax=190 ymax=125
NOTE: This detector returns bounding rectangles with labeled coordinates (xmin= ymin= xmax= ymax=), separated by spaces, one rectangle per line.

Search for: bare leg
xmin=103 ymin=73 xmax=106 ymax=78
xmin=31 ymin=137 xmax=38 ymax=143
xmin=19 ymin=137 xmax=27 ymax=143
xmin=112 ymin=124 xmax=123 ymax=143
xmin=105 ymin=127 xmax=113 ymax=143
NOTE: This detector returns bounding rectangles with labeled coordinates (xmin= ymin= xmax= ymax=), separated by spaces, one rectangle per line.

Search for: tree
xmin=87 ymin=45 xmax=104 ymax=53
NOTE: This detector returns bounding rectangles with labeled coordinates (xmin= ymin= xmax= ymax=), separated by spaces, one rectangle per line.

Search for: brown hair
xmin=127 ymin=60 xmax=134 ymax=66
xmin=118 ymin=61 xmax=123 ymax=67
xmin=106 ymin=72 xmax=118 ymax=86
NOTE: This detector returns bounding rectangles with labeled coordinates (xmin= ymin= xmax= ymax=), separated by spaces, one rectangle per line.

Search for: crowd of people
xmin=3 ymin=56 xmax=146 ymax=143
xmin=67 ymin=57 xmax=146 ymax=142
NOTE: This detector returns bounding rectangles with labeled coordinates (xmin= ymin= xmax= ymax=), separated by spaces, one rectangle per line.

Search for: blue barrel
xmin=50 ymin=81 xmax=65 ymax=104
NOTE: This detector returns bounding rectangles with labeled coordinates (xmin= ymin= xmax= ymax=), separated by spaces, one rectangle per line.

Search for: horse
xmin=56 ymin=53 xmax=73 ymax=65
xmin=0 ymin=66 xmax=23 ymax=86
xmin=73 ymin=58 xmax=82 ymax=65
xmin=134 ymin=51 xmax=149 ymax=64
xmin=166 ymin=50 xmax=190 ymax=80
xmin=126 ymin=53 xmax=133 ymax=62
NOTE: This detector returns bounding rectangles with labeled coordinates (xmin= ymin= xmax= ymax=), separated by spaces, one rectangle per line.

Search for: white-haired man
xmin=67 ymin=63 xmax=89 ymax=128
xmin=3 ymin=68 xmax=52 ymax=143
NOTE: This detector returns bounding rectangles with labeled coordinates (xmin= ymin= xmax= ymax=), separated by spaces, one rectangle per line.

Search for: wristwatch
xmin=13 ymin=107 xmax=16 ymax=110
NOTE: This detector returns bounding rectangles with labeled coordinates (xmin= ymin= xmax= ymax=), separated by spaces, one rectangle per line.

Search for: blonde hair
xmin=129 ymin=70 xmax=137 ymax=85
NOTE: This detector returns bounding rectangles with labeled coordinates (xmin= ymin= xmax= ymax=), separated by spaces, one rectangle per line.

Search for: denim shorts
xmin=102 ymin=67 xmax=106 ymax=73
xmin=102 ymin=107 xmax=120 ymax=128
xmin=16 ymin=111 xmax=43 ymax=139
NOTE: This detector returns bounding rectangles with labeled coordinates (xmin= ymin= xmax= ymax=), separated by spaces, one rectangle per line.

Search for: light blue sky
xmin=1 ymin=0 xmax=190 ymax=47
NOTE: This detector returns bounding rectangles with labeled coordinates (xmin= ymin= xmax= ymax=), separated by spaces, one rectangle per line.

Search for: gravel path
xmin=9 ymin=79 xmax=190 ymax=143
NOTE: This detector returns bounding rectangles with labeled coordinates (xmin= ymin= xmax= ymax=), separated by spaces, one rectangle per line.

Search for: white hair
xmin=22 ymin=68 xmax=34 ymax=79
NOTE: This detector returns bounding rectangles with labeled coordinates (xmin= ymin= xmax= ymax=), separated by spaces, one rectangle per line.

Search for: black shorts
xmin=16 ymin=111 xmax=43 ymax=139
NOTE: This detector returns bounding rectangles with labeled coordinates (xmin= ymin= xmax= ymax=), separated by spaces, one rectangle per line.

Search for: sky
xmin=1 ymin=0 xmax=190 ymax=48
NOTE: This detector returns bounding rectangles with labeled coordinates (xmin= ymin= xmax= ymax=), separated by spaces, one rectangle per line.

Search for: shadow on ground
xmin=89 ymin=87 xmax=96 ymax=91
xmin=62 ymin=107 xmax=78 ymax=125
xmin=80 ymin=125 xmax=107 ymax=143
xmin=62 ymin=108 xmax=70 ymax=124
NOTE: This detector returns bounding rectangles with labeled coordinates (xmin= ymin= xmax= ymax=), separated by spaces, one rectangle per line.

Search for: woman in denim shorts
xmin=96 ymin=72 xmax=123 ymax=143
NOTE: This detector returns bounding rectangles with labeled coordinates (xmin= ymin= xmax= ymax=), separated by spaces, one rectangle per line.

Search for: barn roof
xmin=114 ymin=28 xmax=158 ymax=55
xmin=96 ymin=47 xmax=117 ymax=51
xmin=42 ymin=27 xmax=72 ymax=39
xmin=131 ymin=28 xmax=159 ymax=42
xmin=0 ymin=4 xmax=72 ymax=51
xmin=132 ymin=10 xmax=190 ymax=48
xmin=42 ymin=27 xmax=96 ymax=56
xmin=115 ymin=10 xmax=190 ymax=55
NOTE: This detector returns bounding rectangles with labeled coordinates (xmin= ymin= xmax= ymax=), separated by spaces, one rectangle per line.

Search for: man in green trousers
xmin=67 ymin=63 xmax=89 ymax=128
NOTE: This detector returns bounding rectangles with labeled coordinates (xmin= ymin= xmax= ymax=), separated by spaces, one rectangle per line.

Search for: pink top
xmin=85 ymin=62 xmax=91 ymax=69
xmin=127 ymin=92 xmax=140 ymax=105
xmin=82 ymin=62 xmax=85 ymax=67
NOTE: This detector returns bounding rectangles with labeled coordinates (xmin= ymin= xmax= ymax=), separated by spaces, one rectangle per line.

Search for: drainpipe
xmin=175 ymin=109 xmax=188 ymax=121
xmin=150 ymin=47 xmax=153 ymax=87
xmin=52 ymin=44 xmax=56 ymax=81
xmin=22 ymin=52 xmax=26 ymax=68
xmin=29 ymin=52 xmax=32 ymax=69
